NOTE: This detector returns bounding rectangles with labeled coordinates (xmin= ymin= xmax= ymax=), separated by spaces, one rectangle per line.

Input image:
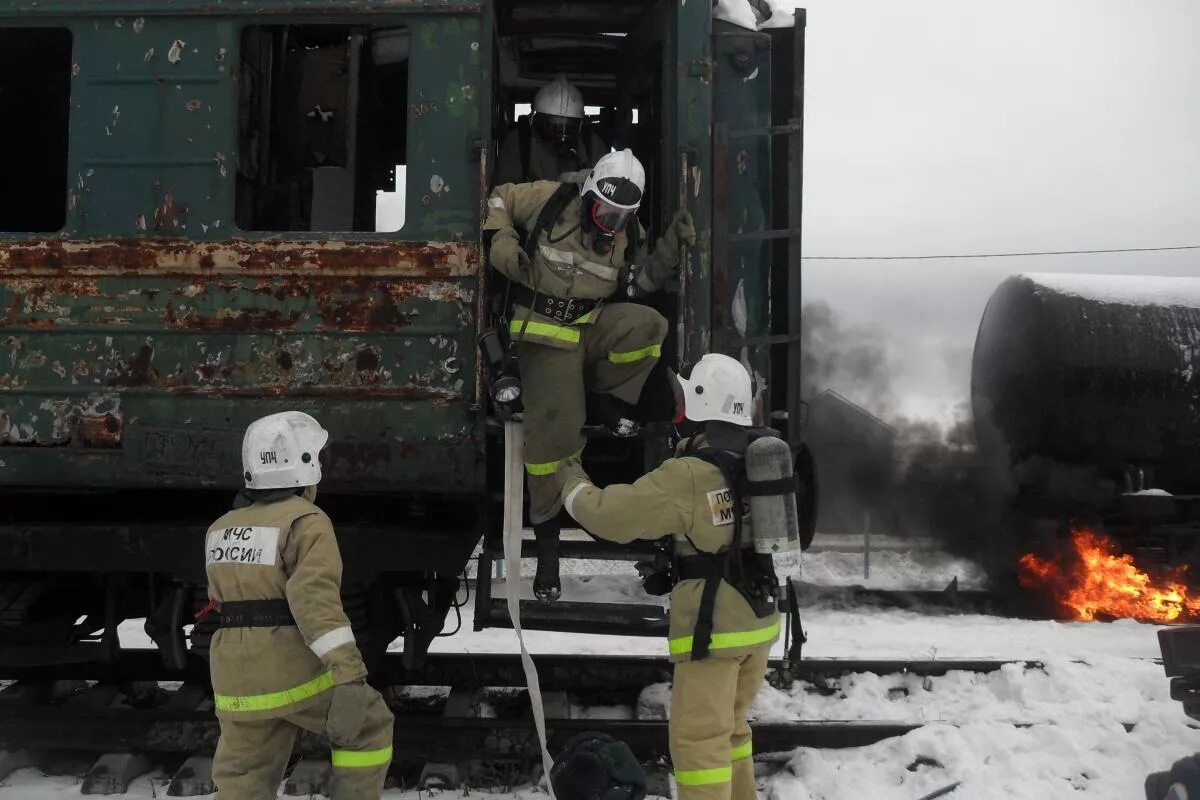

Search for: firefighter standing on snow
xmin=555 ymin=354 xmax=785 ymax=800
xmin=484 ymin=148 xmax=695 ymax=601
xmin=204 ymin=411 xmax=393 ymax=799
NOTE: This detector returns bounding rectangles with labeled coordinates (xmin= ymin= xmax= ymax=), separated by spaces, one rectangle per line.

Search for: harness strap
xmin=690 ymin=566 xmax=724 ymax=661
xmin=742 ymin=475 xmax=799 ymax=496
xmin=219 ymin=599 xmax=295 ymax=628
xmin=522 ymin=182 xmax=577 ymax=262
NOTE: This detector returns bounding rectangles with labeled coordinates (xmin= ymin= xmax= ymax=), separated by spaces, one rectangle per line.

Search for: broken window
xmin=0 ymin=28 xmax=72 ymax=233
xmin=236 ymin=25 xmax=409 ymax=233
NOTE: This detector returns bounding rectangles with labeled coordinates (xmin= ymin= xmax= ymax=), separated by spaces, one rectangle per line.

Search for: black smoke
xmin=801 ymin=302 xmax=1010 ymax=560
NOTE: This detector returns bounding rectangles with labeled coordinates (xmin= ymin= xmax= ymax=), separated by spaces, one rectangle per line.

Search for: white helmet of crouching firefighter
xmin=241 ymin=411 xmax=330 ymax=489
xmin=676 ymin=353 xmax=754 ymax=427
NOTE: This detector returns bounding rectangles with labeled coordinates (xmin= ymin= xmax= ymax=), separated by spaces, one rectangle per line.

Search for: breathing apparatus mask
xmin=580 ymin=149 xmax=645 ymax=257
xmin=583 ymin=195 xmax=637 ymax=255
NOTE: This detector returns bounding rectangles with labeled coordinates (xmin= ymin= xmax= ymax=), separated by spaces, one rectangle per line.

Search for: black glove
xmin=635 ymin=554 xmax=674 ymax=597
xmin=551 ymin=731 xmax=646 ymax=800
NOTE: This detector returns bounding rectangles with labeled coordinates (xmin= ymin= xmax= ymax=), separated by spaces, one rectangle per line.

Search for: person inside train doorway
xmin=484 ymin=149 xmax=695 ymax=601
xmin=493 ymin=75 xmax=610 ymax=186
xmin=203 ymin=411 xmax=394 ymax=799
xmin=554 ymin=354 xmax=789 ymax=800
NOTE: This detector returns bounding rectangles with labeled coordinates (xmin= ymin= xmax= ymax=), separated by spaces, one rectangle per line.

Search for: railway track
xmin=0 ymin=653 xmax=1055 ymax=796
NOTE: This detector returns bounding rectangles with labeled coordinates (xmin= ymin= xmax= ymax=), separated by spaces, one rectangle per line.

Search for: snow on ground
xmin=4 ymin=538 xmax=1197 ymax=799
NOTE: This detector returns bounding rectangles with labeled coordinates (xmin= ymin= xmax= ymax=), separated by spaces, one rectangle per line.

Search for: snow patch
xmin=1025 ymin=272 xmax=1200 ymax=308
xmin=714 ymin=0 xmax=794 ymax=31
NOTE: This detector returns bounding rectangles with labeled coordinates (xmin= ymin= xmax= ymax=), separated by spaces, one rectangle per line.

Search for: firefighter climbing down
xmin=204 ymin=411 xmax=394 ymax=800
xmin=484 ymin=148 xmax=696 ymax=602
xmin=556 ymin=354 xmax=798 ymax=800
xmin=493 ymin=75 xmax=610 ymax=186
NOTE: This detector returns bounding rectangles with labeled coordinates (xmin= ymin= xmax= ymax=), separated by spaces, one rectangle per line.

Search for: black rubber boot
xmin=533 ymin=520 xmax=562 ymax=602
xmin=592 ymin=394 xmax=640 ymax=438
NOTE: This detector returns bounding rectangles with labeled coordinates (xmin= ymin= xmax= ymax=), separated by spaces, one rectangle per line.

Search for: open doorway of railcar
xmin=487 ymin=0 xmax=682 ymax=441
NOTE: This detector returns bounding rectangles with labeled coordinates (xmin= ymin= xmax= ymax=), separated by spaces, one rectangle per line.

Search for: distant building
xmin=804 ymin=390 xmax=897 ymax=534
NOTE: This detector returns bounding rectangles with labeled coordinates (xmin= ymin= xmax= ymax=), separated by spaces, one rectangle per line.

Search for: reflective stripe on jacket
xmin=206 ymin=493 xmax=366 ymax=721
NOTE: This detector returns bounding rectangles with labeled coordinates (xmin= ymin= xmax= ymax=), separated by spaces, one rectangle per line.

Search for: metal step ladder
xmin=473 ymin=422 xmax=670 ymax=637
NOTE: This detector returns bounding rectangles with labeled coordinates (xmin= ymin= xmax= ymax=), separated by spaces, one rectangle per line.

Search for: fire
xmin=1017 ymin=528 xmax=1200 ymax=622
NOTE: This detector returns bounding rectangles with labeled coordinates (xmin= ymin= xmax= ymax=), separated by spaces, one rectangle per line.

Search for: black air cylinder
xmin=971 ymin=273 xmax=1200 ymax=494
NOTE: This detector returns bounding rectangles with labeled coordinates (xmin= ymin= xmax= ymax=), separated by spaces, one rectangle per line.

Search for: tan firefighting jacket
xmin=492 ymin=124 xmax=609 ymax=186
xmin=205 ymin=492 xmax=366 ymax=721
xmin=557 ymin=435 xmax=781 ymax=663
xmin=483 ymin=179 xmax=685 ymax=350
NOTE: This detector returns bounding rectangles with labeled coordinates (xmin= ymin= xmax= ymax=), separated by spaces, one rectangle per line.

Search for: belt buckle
xmin=563 ymin=298 xmax=578 ymax=321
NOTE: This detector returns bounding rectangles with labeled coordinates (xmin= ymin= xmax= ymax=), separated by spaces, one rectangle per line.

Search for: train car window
xmin=236 ymin=25 xmax=409 ymax=233
xmin=0 ymin=28 xmax=72 ymax=233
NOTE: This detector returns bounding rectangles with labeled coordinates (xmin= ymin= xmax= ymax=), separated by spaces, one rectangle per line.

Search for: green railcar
xmin=0 ymin=0 xmax=805 ymax=671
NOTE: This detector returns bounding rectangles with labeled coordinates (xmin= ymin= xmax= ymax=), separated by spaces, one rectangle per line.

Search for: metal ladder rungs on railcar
xmin=474 ymin=422 xmax=670 ymax=637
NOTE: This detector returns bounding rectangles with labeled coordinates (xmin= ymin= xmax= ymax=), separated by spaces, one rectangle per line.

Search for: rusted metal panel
xmin=0 ymin=273 xmax=480 ymax=492
xmin=0 ymin=239 xmax=478 ymax=276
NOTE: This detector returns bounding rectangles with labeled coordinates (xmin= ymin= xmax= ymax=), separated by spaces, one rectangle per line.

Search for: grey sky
xmin=796 ymin=0 xmax=1200 ymax=423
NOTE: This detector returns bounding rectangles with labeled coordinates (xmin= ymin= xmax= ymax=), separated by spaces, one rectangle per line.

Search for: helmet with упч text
xmin=533 ymin=75 xmax=585 ymax=144
xmin=580 ymin=149 xmax=645 ymax=235
xmin=677 ymin=353 xmax=754 ymax=426
xmin=241 ymin=411 xmax=329 ymax=489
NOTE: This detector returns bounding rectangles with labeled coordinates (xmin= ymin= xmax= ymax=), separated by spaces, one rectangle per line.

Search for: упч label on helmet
xmin=206 ymin=526 xmax=280 ymax=567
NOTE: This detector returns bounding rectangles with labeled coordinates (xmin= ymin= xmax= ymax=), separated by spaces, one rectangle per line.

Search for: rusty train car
xmin=0 ymin=0 xmax=806 ymax=671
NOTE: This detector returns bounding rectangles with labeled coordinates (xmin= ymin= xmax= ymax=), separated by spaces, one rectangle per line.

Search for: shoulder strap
xmin=685 ymin=446 xmax=747 ymax=662
xmin=519 ymin=116 xmax=532 ymax=181
xmin=523 ymin=182 xmax=577 ymax=261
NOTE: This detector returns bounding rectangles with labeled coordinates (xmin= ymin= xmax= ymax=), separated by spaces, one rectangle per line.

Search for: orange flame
xmin=1018 ymin=529 xmax=1200 ymax=622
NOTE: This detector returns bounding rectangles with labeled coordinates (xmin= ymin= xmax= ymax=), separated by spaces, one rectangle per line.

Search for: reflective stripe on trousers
xmin=668 ymin=619 xmax=781 ymax=658
xmin=525 ymin=447 xmax=583 ymax=476
xmin=675 ymin=743 xmax=752 ymax=786
xmin=509 ymin=310 xmax=595 ymax=345
xmin=608 ymin=343 xmax=661 ymax=363
xmin=675 ymin=766 xmax=732 ymax=786
xmin=332 ymin=746 xmax=394 ymax=768
xmin=213 ymin=671 xmax=334 ymax=713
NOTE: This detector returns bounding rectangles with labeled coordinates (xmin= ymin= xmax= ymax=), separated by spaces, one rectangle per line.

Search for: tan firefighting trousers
xmin=212 ymin=685 xmax=393 ymax=800
xmin=518 ymin=302 xmax=668 ymax=523
xmin=669 ymin=646 xmax=771 ymax=800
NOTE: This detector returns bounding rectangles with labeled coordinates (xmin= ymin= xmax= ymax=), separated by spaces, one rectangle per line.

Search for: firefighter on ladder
xmin=484 ymin=148 xmax=695 ymax=601
xmin=555 ymin=354 xmax=784 ymax=800
xmin=203 ymin=411 xmax=394 ymax=799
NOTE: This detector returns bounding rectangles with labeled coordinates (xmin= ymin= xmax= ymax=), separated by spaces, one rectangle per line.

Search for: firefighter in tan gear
xmin=485 ymin=148 xmax=695 ymax=601
xmin=493 ymin=75 xmax=609 ymax=186
xmin=555 ymin=355 xmax=781 ymax=800
xmin=205 ymin=411 xmax=394 ymax=799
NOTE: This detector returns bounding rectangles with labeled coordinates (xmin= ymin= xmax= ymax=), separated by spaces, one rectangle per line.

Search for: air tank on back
xmin=972 ymin=273 xmax=1200 ymax=509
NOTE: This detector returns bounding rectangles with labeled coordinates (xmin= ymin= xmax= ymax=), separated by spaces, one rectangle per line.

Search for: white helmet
xmin=532 ymin=76 xmax=585 ymax=143
xmin=581 ymin=149 xmax=645 ymax=233
xmin=241 ymin=411 xmax=330 ymax=489
xmin=677 ymin=353 xmax=754 ymax=426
